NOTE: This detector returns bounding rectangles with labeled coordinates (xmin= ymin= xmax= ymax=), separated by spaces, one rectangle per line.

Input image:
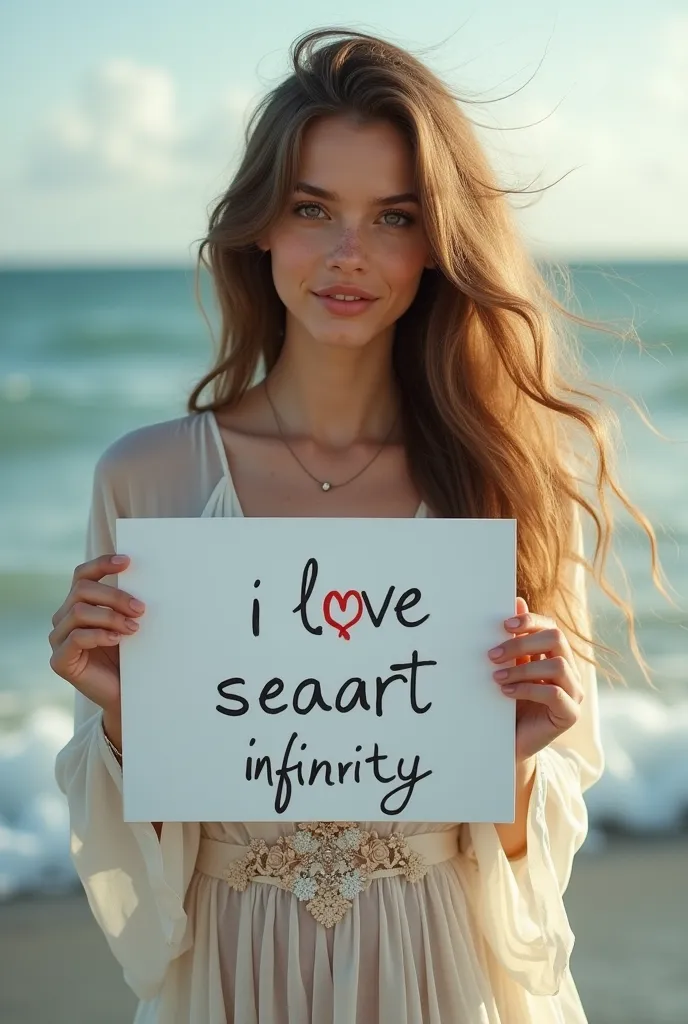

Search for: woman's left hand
xmin=488 ymin=596 xmax=585 ymax=763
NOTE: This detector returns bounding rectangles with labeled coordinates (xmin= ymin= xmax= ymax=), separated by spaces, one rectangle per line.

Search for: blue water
xmin=0 ymin=263 xmax=686 ymax=723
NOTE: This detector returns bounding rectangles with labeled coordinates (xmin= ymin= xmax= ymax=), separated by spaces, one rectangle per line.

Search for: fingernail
xmin=502 ymin=684 xmax=516 ymax=694
xmin=488 ymin=647 xmax=504 ymax=660
xmin=124 ymin=619 xmax=139 ymax=631
xmin=112 ymin=555 xmax=128 ymax=564
xmin=129 ymin=599 xmax=145 ymax=613
xmin=494 ymin=669 xmax=509 ymax=680
xmin=505 ymin=617 xmax=520 ymax=628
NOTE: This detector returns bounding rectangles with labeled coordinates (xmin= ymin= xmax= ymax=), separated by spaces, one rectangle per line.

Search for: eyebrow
xmin=294 ymin=181 xmax=420 ymax=205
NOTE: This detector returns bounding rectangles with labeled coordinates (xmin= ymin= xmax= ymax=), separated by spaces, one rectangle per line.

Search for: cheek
xmin=270 ymin=231 xmax=318 ymax=280
xmin=269 ymin=237 xmax=321 ymax=307
xmin=379 ymin=242 xmax=429 ymax=292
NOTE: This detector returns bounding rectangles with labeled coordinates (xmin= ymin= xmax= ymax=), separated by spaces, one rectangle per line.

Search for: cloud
xmin=471 ymin=15 xmax=688 ymax=257
xmin=649 ymin=14 xmax=688 ymax=114
xmin=175 ymin=86 xmax=260 ymax=183
xmin=10 ymin=16 xmax=687 ymax=260
xmin=23 ymin=59 xmax=252 ymax=189
xmin=485 ymin=13 xmax=687 ymax=200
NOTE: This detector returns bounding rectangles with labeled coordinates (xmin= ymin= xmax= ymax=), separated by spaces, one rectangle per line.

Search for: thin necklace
xmin=264 ymin=380 xmax=399 ymax=492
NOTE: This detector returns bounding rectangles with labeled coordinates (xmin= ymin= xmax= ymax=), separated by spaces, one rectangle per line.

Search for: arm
xmin=456 ymin=501 xmax=604 ymax=996
xmin=55 ymin=447 xmax=200 ymax=999
xmin=495 ymin=755 xmax=537 ymax=859
xmin=494 ymin=500 xmax=601 ymax=859
xmin=101 ymin=709 xmax=164 ymax=840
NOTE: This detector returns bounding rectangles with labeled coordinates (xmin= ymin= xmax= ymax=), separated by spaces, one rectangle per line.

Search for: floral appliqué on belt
xmin=222 ymin=822 xmax=428 ymax=927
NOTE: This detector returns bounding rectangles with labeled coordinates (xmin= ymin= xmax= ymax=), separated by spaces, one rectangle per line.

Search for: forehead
xmin=298 ymin=116 xmax=415 ymax=192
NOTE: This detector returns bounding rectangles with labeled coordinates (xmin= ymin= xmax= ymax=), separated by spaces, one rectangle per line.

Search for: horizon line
xmin=0 ymin=255 xmax=687 ymax=272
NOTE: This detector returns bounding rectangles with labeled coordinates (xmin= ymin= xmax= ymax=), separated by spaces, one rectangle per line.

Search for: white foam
xmin=0 ymin=692 xmax=686 ymax=899
xmin=583 ymin=691 xmax=688 ymax=834
xmin=0 ymin=707 xmax=75 ymax=899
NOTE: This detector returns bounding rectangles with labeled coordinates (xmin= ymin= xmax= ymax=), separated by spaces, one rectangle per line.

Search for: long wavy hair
xmin=187 ymin=26 xmax=674 ymax=685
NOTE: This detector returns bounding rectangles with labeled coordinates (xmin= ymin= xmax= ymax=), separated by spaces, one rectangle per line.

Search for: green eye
xmin=292 ymin=202 xmax=414 ymax=228
xmin=294 ymin=203 xmax=325 ymax=219
xmin=382 ymin=209 xmax=414 ymax=228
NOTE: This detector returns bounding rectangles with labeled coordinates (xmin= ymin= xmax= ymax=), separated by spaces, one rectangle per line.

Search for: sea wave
xmin=0 ymin=369 xmax=194 ymax=452
xmin=0 ymin=691 xmax=687 ymax=901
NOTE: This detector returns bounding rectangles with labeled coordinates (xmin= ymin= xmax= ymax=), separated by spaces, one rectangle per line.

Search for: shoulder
xmin=93 ymin=412 xmax=213 ymax=515
xmin=95 ymin=412 xmax=202 ymax=476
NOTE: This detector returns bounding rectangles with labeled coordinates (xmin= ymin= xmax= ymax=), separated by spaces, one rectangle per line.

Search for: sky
xmin=1 ymin=0 xmax=686 ymax=266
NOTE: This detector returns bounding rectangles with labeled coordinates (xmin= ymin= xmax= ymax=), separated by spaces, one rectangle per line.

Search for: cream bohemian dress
xmin=55 ymin=410 xmax=604 ymax=1024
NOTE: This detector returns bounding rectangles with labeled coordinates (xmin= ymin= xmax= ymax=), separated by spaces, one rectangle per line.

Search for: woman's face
xmin=260 ymin=115 xmax=434 ymax=351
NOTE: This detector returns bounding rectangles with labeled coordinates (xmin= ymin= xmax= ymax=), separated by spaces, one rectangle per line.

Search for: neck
xmin=265 ymin=333 xmax=400 ymax=451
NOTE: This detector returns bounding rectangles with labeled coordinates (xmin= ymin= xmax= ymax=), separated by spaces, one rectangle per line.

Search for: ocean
xmin=0 ymin=262 xmax=686 ymax=896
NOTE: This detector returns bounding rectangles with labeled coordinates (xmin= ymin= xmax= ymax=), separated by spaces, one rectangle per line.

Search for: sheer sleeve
xmin=54 ymin=448 xmax=201 ymax=1001
xmin=457 ymin=501 xmax=604 ymax=996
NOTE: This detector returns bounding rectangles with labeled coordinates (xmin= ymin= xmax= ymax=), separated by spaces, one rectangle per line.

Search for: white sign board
xmin=116 ymin=518 xmax=516 ymax=823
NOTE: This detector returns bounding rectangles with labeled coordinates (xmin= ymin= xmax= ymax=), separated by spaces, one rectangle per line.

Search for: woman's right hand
xmin=49 ymin=554 xmax=145 ymax=715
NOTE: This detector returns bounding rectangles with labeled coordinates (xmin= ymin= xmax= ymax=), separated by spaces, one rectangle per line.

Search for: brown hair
xmin=188 ymin=26 xmax=674 ymax=685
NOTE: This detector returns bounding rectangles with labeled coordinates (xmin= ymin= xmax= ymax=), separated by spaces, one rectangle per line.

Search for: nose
xmin=325 ymin=227 xmax=366 ymax=270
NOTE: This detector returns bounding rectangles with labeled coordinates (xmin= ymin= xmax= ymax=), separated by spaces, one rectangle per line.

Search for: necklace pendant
xmin=321 ymin=481 xmax=332 ymax=492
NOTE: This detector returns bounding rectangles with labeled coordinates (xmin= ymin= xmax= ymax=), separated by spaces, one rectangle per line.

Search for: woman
xmin=52 ymin=27 xmax=666 ymax=1024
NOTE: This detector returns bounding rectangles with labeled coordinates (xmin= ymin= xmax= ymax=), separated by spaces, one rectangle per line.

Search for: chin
xmin=307 ymin=315 xmax=389 ymax=349
xmin=314 ymin=328 xmax=380 ymax=351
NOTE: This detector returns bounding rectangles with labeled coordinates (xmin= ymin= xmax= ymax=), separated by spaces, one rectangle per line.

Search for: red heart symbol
xmin=323 ymin=590 xmax=363 ymax=640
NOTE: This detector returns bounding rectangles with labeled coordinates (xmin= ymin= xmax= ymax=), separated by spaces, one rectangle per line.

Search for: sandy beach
xmin=1 ymin=834 xmax=686 ymax=1024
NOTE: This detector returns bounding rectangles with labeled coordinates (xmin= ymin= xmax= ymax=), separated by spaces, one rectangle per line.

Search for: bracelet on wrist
xmin=101 ymin=717 xmax=123 ymax=764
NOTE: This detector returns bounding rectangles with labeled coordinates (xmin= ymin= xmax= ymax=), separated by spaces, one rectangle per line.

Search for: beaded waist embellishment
xmin=196 ymin=821 xmax=460 ymax=928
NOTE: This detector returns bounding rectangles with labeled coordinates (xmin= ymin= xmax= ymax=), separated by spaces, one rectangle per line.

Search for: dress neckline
xmin=205 ymin=409 xmax=428 ymax=519
xmin=206 ymin=408 xmax=245 ymax=516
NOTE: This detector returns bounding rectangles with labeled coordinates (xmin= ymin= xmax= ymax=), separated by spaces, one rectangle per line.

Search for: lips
xmin=313 ymin=294 xmax=376 ymax=316
xmin=313 ymin=286 xmax=377 ymax=300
